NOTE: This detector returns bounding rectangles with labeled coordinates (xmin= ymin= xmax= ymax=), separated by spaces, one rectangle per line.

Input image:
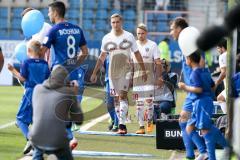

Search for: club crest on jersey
xmin=145 ymin=48 xmax=150 ymax=52
xmin=119 ymin=39 xmax=132 ymax=50
xmin=104 ymin=42 xmax=117 ymax=52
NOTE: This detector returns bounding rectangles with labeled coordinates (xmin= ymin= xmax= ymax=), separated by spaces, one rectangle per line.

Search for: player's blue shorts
xmin=188 ymin=96 xmax=214 ymax=130
xmin=16 ymin=88 xmax=33 ymax=125
xmin=182 ymin=93 xmax=194 ymax=112
xmin=105 ymin=80 xmax=114 ymax=105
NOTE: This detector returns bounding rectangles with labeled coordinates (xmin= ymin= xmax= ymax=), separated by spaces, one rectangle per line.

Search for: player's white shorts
xmin=132 ymin=84 xmax=154 ymax=100
xmin=109 ymin=76 xmax=130 ymax=96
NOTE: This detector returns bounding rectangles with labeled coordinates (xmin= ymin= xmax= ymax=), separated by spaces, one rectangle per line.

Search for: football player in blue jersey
xmin=8 ymin=40 xmax=50 ymax=154
xmin=41 ymin=1 xmax=88 ymax=150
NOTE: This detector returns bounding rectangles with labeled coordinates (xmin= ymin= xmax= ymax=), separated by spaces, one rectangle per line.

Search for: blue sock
xmin=108 ymin=109 xmax=115 ymax=122
xmin=114 ymin=112 xmax=119 ymax=126
xmin=203 ymin=131 xmax=216 ymax=160
xmin=211 ymin=126 xmax=228 ymax=148
xmin=189 ymin=130 xmax=206 ymax=154
xmin=179 ymin=122 xmax=195 ymax=158
xmin=66 ymin=123 xmax=73 ymax=140
xmin=17 ymin=119 xmax=29 ymax=140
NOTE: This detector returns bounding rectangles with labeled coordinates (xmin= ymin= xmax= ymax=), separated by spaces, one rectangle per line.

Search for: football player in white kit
xmin=132 ymin=24 xmax=162 ymax=134
xmin=90 ymin=14 xmax=147 ymax=134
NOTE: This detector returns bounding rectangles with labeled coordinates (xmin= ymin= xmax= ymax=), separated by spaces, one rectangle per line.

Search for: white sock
xmin=219 ymin=101 xmax=227 ymax=114
xmin=114 ymin=101 xmax=120 ymax=120
xmin=146 ymin=102 xmax=153 ymax=123
xmin=136 ymin=101 xmax=145 ymax=127
xmin=119 ymin=100 xmax=128 ymax=125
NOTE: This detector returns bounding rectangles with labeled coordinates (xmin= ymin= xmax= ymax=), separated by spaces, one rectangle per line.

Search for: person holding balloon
xmin=8 ymin=40 xmax=50 ymax=155
xmin=41 ymin=1 xmax=88 ymax=150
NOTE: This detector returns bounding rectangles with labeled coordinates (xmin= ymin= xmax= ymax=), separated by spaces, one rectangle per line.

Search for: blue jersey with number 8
xmin=43 ymin=21 xmax=86 ymax=72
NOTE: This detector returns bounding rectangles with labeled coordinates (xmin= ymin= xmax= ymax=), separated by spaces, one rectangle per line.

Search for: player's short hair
xmin=188 ymin=51 xmax=201 ymax=63
xmin=110 ymin=13 xmax=123 ymax=21
xmin=21 ymin=7 xmax=35 ymax=17
xmin=49 ymin=1 xmax=66 ymax=18
xmin=27 ymin=40 xmax=41 ymax=56
xmin=170 ymin=17 xmax=189 ymax=30
xmin=137 ymin=23 xmax=148 ymax=32
xmin=217 ymin=38 xmax=227 ymax=49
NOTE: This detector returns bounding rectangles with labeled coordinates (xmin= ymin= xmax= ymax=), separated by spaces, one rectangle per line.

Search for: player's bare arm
xmin=90 ymin=51 xmax=107 ymax=83
xmin=215 ymin=66 xmax=226 ymax=86
xmin=134 ymin=50 xmax=147 ymax=82
xmin=76 ymin=45 xmax=89 ymax=66
xmin=7 ymin=64 xmax=25 ymax=82
xmin=155 ymin=58 xmax=163 ymax=87
xmin=178 ymin=82 xmax=202 ymax=93
xmin=0 ymin=47 xmax=4 ymax=73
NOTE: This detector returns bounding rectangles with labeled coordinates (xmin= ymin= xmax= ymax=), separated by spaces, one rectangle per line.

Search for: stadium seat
xmin=123 ymin=10 xmax=135 ymax=20
xmin=11 ymin=18 xmax=22 ymax=30
xmin=9 ymin=29 xmax=23 ymax=39
xmin=98 ymin=0 xmax=108 ymax=9
xmin=123 ymin=21 xmax=135 ymax=32
xmin=84 ymin=0 xmax=96 ymax=9
xmin=95 ymin=20 xmax=107 ymax=31
xmin=169 ymin=13 xmax=182 ymax=19
xmin=27 ymin=0 xmax=41 ymax=8
xmin=83 ymin=10 xmax=95 ymax=20
xmin=82 ymin=19 xmax=93 ymax=30
xmin=83 ymin=30 xmax=91 ymax=40
xmin=157 ymin=13 xmax=168 ymax=21
xmin=0 ymin=18 xmax=8 ymax=29
xmin=0 ymin=7 xmax=8 ymax=18
xmin=0 ymin=29 xmax=8 ymax=39
xmin=68 ymin=18 xmax=79 ymax=25
xmin=40 ymin=8 xmax=49 ymax=19
xmin=147 ymin=13 xmax=155 ymax=21
xmin=68 ymin=9 xmax=79 ymax=19
xmin=12 ymin=7 xmax=24 ymax=18
xmin=109 ymin=9 xmax=121 ymax=16
xmin=93 ymin=31 xmax=105 ymax=41
xmin=157 ymin=22 xmax=169 ymax=32
xmin=96 ymin=10 xmax=108 ymax=20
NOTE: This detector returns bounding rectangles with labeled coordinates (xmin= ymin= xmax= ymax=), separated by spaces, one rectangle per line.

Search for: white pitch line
xmin=0 ymin=121 xmax=15 ymax=130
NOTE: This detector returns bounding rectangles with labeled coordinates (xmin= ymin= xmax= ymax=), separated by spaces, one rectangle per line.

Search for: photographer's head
xmin=161 ymin=58 xmax=171 ymax=73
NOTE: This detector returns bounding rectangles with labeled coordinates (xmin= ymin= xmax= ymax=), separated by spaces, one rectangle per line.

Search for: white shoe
xmin=195 ymin=153 xmax=208 ymax=160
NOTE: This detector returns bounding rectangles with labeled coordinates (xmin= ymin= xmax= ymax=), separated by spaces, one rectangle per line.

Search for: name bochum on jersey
xmin=59 ymin=28 xmax=80 ymax=36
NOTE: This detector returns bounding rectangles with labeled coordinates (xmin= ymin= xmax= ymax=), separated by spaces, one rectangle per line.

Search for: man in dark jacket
xmin=29 ymin=65 xmax=83 ymax=160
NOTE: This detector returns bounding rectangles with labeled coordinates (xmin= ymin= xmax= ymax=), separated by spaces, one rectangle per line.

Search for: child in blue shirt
xmin=8 ymin=40 xmax=50 ymax=154
xmin=178 ymin=51 xmax=228 ymax=160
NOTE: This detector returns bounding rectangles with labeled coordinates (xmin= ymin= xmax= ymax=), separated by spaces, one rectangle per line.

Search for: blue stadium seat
xmin=84 ymin=0 xmax=96 ymax=9
xmin=109 ymin=9 xmax=121 ymax=16
xmin=69 ymin=0 xmax=80 ymax=5
xmin=68 ymin=18 xmax=79 ymax=25
xmin=147 ymin=13 xmax=155 ymax=21
xmin=95 ymin=20 xmax=106 ymax=31
xmin=169 ymin=13 xmax=182 ymax=19
xmin=83 ymin=10 xmax=95 ymax=20
xmin=12 ymin=7 xmax=24 ymax=18
xmin=68 ymin=9 xmax=79 ymax=19
xmin=82 ymin=19 xmax=93 ymax=30
xmin=96 ymin=10 xmax=108 ymax=20
xmin=98 ymin=0 xmax=108 ymax=9
xmin=147 ymin=21 xmax=156 ymax=32
xmin=157 ymin=13 xmax=168 ymax=21
xmin=69 ymin=0 xmax=80 ymax=9
xmin=157 ymin=22 xmax=169 ymax=32
xmin=0 ymin=29 xmax=8 ymax=39
xmin=123 ymin=10 xmax=135 ymax=20
xmin=123 ymin=21 xmax=135 ymax=32
xmin=93 ymin=31 xmax=105 ymax=41
xmin=10 ymin=29 xmax=23 ymax=39
xmin=0 ymin=18 xmax=7 ymax=29
xmin=0 ymin=7 xmax=8 ymax=18
xmin=11 ymin=18 xmax=22 ymax=30
xmin=83 ymin=30 xmax=91 ymax=40
xmin=40 ymin=8 xmax=49 ymax=19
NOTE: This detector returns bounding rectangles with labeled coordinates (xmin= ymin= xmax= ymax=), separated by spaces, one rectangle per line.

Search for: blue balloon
xmin=14 ymin=42 xmax=28 ymax=63
xmin=21 ymin=10 xmax=44 ymax=38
